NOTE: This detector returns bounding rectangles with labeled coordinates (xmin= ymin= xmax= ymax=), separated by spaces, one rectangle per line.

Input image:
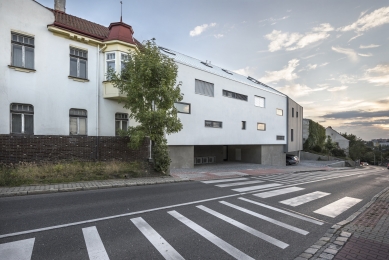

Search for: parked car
xmin=360 ymin=162 xmax=369 ymax=166
xmin=286 ymin=154 xmax=299 ymax=165
xmin=387 ymin=163 xmax=389 ymax=169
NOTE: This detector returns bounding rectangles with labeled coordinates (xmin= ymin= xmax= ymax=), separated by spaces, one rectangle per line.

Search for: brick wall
xmin=0 ymin=134 xmax=150 ymax=164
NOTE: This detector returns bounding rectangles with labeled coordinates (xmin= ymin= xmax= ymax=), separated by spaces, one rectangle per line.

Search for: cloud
xmin=360 ymin=44 xmax=380 ymax=49
xmin=344 ymin=119 xmax=389 ymax=127
xmin=233 ymin=66 xmax=256 ymax=77
xmin=320 ymin=62 xmax=329 ymax=67
xmin=259 ymin=59 xmax=299 ymax=83
xmin=265 ymin=23 xmax=333 ymax=52
xmin=377 ymin=98 xmax=389 ymax=104
xmin=338 ymin=6 xmax=389 ymax=33
xmin=258 ymin=16 xmax=289 ymax=25
xmin=321 ymin=110 xmax=389 ymax=119
xmin=327 ymin=86 xmax=348 ymax=92
xmin=214 ymin=34 xmax=224 ymax=39
xmin=358 ymin=53 xmax=373 ymax=57
xmin=299 ymin=64 xmax=317 ymax=72
xmin=276 ymin=84 xmax=327 ymax=97
xmin=189 ymin=23 xmax=216 ymax=37
xmin=360 ymin=64 xmax=389 ymax=85
xmin=332 ymin=46 xmax=359 ymax=62
xmin=328 ymin=74 xmax=358 ymax=84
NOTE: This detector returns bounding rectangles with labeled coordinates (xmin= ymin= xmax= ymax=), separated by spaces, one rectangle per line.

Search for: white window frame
xmin=115 ymin=113 xmax=129 ymax=135
xmin=11 ymin=32 xmax=35 ymax=69
xmin=10 ymin=103 xmax=34 ymax=134
xmin=69 ymin=109 xmax=87 ymax=135
xmin=254 ymin=96 xmax=265 ymax=108
xmin=121 ymin=52 xmax=129 ymax=72
xmin=276 ymin=108 xmax=283 ymax=116
xmin=69 ymin=47 xmax=88 ymax=79
xmin=105 ymin=52 xmax=116 ymax=80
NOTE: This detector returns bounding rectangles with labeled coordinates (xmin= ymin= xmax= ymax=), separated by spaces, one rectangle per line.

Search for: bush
xmin=332 ymin=148 xmax=346 ymax=158
xmin=312 ymin=145 xmax=322 ymax=153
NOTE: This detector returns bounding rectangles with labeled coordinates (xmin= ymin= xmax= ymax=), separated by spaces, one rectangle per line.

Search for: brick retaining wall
xmin=0 ymin=135 xmax=150 ymax=164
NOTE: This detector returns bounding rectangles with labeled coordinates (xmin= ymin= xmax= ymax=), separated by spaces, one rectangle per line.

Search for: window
xmin=159 ymin=47 xmax=176 ymax=55
xmin=205 ymin=120 xmax=222 ymax=128
xmin=254 ymin=96 xmax=265 ymax=107
xmin=222 ymin=69 xmax=233 ymax=75
xmin=174 ymin=102 xmax=190 ymax=114
xmin=296 ymin=111 xmax=299 ymax=118
xmin=69 ymin=47 xmax=87 ymax=79
xmin=106 ymin=52 xmax=116 ymax=79
xmin=292 ymin=108 xmax=294 ymax=117
xmin=69 ymin=109 xmax=87 ymax=135
xmin=200 ymin=61 xmax=213 ymax=68
xmin=223 ymin=90 xmax=248 ymax=101
xmin=115 ymin=113 xmax=128 ymax=135
xmin=257 ymin=123 xmax=266 ymax=131
xmin=242 ymin=121 xmax=246 ymax=130
xmin=11 ymin=32 xmax=34 ymax=69
xmin=277 ymin=135 xmax=285 ymax=140
xmin=291 ymin=129 xmax=294 ymax=142
xmin=247 ymin=76 xmax=260 ymax=84
xmin=10 ymin=103 xmax=34 ymax=134
xmin=276 ymin=109 xmax=283 ymax=116
xmin=195 ymin=79 xmax=214 ymax=97
xmin=121 ymin=53 xmax=129 ymax=71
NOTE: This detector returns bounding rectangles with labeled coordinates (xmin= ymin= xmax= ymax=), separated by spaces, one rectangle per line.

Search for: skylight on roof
xmin=200 ymin=61 xmax=213 ymax=68
xmin=159 ymin=47 xmax=176 ymax=55
xmin=222 ymin=69 xmax=233 ymax=75
xmin=247 ymin=76 xmax=261 ymax=84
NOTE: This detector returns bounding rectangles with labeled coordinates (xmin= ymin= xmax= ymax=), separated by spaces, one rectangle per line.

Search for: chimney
xmin=54 ymin=0 xmax=66 ymax=12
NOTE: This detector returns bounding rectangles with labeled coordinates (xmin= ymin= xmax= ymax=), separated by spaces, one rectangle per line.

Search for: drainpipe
xmin=95 ymin=44 xmax=100 ymax=160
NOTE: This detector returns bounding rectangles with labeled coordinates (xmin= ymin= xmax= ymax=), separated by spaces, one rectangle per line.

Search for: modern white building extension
xmin=0 ymin=0 xmax=303 ymax=168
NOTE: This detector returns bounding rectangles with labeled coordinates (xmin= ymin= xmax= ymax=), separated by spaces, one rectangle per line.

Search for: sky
xmin=38 ymin=0 xmax=389 ymax=141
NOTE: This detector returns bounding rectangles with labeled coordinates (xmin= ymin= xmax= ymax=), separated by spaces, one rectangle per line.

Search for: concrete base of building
xmin=168 ymin=145 xmax=194 ymax=169
xmin=227 ymin=145 xmax=262 ymax=164
xmin=261 ymin=145 xmax=286 ymax=166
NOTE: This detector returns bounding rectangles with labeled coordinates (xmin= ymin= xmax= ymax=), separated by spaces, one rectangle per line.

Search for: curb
xmin=294 ymin=186 xmax=389 ymax=260
xmin=0 ymin=178 xmax=191 ymax=198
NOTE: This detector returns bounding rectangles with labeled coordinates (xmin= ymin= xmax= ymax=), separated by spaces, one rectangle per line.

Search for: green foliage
xmin=303 ymin=119 xmax=326 ymax=151
xmin=311 ymin=145 xmax=322 ymax=153
xmin=332 ymin=147 xmax=346 ymax=158
xmin=341 ymin=133 xmax=367 ymax=161
xmin=108 ymin=40 xmax=183 ymax=173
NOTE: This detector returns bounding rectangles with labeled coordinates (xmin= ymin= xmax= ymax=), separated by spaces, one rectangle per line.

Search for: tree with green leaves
xmin=341 ymin=133 xmax=367 ymax=161
xmin=324 ymin=136 xmax=337 ymax=160
xmin=108 ymin=40 xmax=183 ymax=174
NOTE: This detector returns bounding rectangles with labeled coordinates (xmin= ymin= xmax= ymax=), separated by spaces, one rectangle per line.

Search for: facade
xmin=326 ymin=127 xmax=349 ymax=154
xmin=0 ymin=0 xmax=303 ymax=168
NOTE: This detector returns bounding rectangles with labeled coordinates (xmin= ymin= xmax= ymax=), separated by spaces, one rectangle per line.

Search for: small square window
xmin=257 ymin=123 xmax=266 ymax=131
xmin=255 ymin=96 xmax=265 ymax=108
xmin=276 ymin=109 xmax=283 ymax=116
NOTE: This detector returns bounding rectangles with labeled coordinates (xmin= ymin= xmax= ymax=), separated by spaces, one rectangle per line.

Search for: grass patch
xmin=0 ymin=160 xmax=151 ymax=187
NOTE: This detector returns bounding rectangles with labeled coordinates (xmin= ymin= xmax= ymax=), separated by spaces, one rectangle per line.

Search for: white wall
xmin=326 ymin=127 xmax=349 ymax=151
xmin=166 ymin=63 xmax=287 ymax=145
xmin=0 ymin=0 xmax=98 ymax=136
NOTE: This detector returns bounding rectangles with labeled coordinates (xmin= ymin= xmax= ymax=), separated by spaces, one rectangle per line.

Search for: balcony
xmin=103 ymin=82 xmax=126 ymax=99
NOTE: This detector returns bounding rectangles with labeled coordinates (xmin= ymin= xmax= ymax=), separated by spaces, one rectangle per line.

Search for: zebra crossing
xmin=201 ymin=171 xmax=363 ymax=219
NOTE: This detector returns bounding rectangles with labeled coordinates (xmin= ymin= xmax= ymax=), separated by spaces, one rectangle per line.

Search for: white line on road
xmin=196 ymin=205 xmax=289 ymax=249
xmin=219 ymin=201 xmax=308 ymax=235
xmin=201 ymin=178 xmax=249 ymax=184
xmin=168 ymin=210 xmax=255 ymax=260
xmin=0 ymin=238 xmax=35 ymax=260
xmin=82 ymin=226 xmax=110 ymax=260
xmin=238 ymin=198 xmax=323 ymax=225
xmin=253 ymin=187 xmax=304 ymax=198
xmin=280 ymin=191 xmax=330 ymax=207
xmin=232 ymin=183 xmax=282 ymax=192
xmin=216 ymin=180 xmax=264 ymax=188
xmin=314 ymin=197 xmax=362 ymax=218
xmin=131 ymin=217 xmax=184 ymax=260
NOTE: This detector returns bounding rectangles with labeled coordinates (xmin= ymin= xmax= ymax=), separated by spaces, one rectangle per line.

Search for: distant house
xmin=326 ymin=127 xmax=349 ymax=154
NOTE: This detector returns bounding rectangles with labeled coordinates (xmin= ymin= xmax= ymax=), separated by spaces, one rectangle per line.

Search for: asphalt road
xmin=0 ymin=166 xmax=388 ymax=260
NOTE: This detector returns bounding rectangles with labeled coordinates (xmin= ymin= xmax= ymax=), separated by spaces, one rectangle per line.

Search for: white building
xmin=0 ymin=0 xmax=303 ymax=168
xmin=326 ymin=127 xmax=349 ymax=154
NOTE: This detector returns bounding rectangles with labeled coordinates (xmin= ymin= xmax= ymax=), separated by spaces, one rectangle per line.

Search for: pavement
xmin=295 ymin=184 xmax=389 ymax=260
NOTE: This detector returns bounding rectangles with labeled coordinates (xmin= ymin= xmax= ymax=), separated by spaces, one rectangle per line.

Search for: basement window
xmin=69 ymin=108 xmax=87 ymax=135
xmin=10 ymin=103 xmax=34 ymax=134
xmin=115 ymin=113 xmax=128 ymax=135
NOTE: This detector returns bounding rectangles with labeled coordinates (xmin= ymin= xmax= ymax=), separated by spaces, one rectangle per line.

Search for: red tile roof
xmin=47 ymin=8 xmax=142 ymax=47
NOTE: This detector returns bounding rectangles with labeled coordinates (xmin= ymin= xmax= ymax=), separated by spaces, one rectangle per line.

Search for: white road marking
xmin=280 ymin=191 xmax=330 ymax=207
xmin=216 ymin=180 xmax=264 ymax=188
xmin=197 ymin=205 xmax=288 ymax=249
xmin=232 ymin=183 xmax=283 ymax=192
xmin=131 ymin=217 xmax=184 ymax=260
xmin=168 ymin=210 xmax=255 ymax=260
xmin=82 ymin=226 xmax=110 ymax=260
xmin=238 ymin=198 xmax=323 ymax=225
xmin=201 ymin=178 xmax=248 ymax=184
xmin=253 ymin=187 xmax=304 ymax=198
xmin=314 ymin=197 xmax=362 ymax=218
xmin=219 ymin=201 xmax=308 ymax=235
xmin=0 ymin=238 xmax=35 ymax=260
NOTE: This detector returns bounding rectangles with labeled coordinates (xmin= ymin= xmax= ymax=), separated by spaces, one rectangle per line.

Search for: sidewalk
xmin=0 ymin=176 xmax=189 ymax=198
xmin=295 ymin=186 xmax=389 ymax=260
